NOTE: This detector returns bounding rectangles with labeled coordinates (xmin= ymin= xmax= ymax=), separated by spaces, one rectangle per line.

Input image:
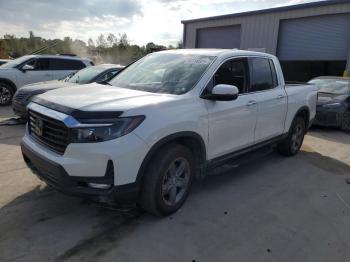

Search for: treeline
xmin=0 ymin=31 xmax=182 ymax=65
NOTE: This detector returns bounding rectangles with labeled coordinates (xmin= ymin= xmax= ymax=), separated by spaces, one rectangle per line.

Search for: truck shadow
xmin=1 ymin=149 xmax=350 ymax=261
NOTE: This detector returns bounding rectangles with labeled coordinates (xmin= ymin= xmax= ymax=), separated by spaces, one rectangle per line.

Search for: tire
xmin=341 ymin=110 xmax=350 ymax=131
xmin=139 ymin=144 xmax=195 ymax=216
xmin=277 ymin=116 xmax=306 ymax=156
xmin=0 ymin=82 xmax=14 ymax=106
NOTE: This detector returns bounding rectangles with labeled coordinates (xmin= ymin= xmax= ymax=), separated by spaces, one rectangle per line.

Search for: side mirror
xmin=202 ymin=84 xmax=239 ymax=101
xmin=21 ymin=64 xmax=34 ymax=72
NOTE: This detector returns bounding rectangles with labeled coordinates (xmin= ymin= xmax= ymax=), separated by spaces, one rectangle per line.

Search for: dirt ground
xmin=1 ymin=106 xmax=350 ymax=262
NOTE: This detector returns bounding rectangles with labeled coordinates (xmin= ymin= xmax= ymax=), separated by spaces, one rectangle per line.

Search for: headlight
xmin=70 ymin=116 xmax=145 ymax=143
xmin=322 ymin=102 xmax=342 ymax=108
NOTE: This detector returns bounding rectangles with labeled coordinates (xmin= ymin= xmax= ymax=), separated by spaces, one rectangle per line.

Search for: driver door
xmin=18 ymin=58 xmax=53 ymax=87
xmin=205 ymin=58 xmax=258 ymax=159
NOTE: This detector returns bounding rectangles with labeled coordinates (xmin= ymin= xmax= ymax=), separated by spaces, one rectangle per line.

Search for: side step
xmin=207 ymin=145 xmax=274 ymax=175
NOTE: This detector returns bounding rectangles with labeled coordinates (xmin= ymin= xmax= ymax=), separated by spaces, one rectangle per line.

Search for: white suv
xmin=0 ymin=55 xmax=93 ymax=105
xmin=21 ymin=49 xmax=317 ymax=216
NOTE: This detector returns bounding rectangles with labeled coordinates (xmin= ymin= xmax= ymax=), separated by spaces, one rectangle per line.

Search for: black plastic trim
xmin=207 ymin=134 xmax=287 ymax=168
xmin=21 ymin=141 xmax=139 ymax=203
xmin=31 ymin=97 xmax=123 ymax=121
xmin=136 ymin=132 xmax=207 ymax=182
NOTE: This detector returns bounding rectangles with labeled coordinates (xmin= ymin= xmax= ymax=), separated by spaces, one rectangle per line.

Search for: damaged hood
xmin=32 ymin=83 xmax=177 ymax=114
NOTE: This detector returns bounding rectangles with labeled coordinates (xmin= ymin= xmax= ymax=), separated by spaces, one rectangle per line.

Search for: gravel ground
xmin=1 ymin=106 xmax=350 ymax=262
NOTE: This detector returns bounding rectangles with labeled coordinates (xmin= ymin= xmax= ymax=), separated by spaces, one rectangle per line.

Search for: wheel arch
xmin=0 ymin=78 xmax=17 ymax=92
xmin=291 ymin=106 xmax=310 ymax=133
xmin=136 ymin=132 xmax=207 ymax=183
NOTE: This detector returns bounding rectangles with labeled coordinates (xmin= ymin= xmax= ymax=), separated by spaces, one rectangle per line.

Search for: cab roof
xmin=159 ymin=48 xmax=276 ymax=59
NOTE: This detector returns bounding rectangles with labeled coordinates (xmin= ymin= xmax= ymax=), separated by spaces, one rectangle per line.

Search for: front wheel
xmin=277 ymin=116 xmax=306 ymax=156
xmin=0 ymin=82 xmax=14 ymax=106
xmin=139 ymin=144 xmax=194 ymax=216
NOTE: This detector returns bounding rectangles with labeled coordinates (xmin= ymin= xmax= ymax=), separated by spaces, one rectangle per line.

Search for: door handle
xmin=277 ymin=94 xmax=285 ymax=99
xmin=246 ymin=100 xmax=257 ymax=106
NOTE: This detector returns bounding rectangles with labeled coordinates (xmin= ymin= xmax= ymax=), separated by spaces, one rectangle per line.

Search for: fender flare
xmin=136 ymin=131 xmax=207 ymax=183
xmin=289 ymin=106 xmax=311 ymax=132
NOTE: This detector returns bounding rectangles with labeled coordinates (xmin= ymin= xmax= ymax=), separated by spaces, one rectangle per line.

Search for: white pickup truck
xmin=21 ymin=49 xmax=318 ymax=216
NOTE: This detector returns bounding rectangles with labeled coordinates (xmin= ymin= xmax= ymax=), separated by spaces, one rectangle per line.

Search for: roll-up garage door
xmin=196 ymin=25 xmax=241 ymax=49
xmin=277 ymin=14 xmax=350 ymax=61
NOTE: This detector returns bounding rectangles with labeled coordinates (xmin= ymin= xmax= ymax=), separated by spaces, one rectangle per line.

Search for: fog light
xmin=87 ymin=183 xmax=112 ymax=189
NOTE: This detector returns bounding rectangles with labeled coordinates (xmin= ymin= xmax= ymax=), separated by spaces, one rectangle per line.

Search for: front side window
xmin=24 ymin=58 xmax=50 ymax=70
xmin=96 ymin=70 xmax=120 ymax=82
xmin=213 ymin=59 xmax=247 ymax=94
xmin=249 ymin=57 xmax=275 ymax=92
xmin=109 ymin=53 xmax=215 ymax=95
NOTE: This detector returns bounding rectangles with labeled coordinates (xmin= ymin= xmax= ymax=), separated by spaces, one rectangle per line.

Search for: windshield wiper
xmin=98 ymin=80 xmax=112 ymax=86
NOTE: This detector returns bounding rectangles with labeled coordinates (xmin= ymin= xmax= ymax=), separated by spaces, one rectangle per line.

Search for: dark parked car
xmin=308 ymin=76 xmax=350 ymax=130
xmin=12 ymin=64 xmax=124 ymax=117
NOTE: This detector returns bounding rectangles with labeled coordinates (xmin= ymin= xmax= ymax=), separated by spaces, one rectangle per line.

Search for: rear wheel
xmin=139 ymin=144 xmax=194 ymax=216
xmin=341 ymin=110 xmax=350 ymax=131
xmin=277 ymin=116 xmax=306 ymax=156
xmin=0 ymin=82 xmax=14 ymax=106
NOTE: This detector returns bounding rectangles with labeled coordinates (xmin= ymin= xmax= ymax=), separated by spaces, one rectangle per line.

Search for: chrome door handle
xmin=277 ymin=94 xmax=285 ymax=99
xmin=246 ymin=100 xmax=257 ymax=106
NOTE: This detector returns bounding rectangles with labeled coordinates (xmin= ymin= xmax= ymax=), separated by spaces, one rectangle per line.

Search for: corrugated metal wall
xmin=183 ymin=2 xmax=350 ymax=56
xmin=196 ymin=25 xmax=241 ymax=48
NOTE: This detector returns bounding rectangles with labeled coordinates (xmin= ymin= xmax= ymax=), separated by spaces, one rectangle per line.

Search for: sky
xmin=0 ymin=0 xmax=323 ymax=46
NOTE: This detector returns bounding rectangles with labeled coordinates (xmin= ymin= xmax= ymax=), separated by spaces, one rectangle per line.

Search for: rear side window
xmin=213 ymin=59 xmax=248 ymax=94
xmin=269 ymin=60 xmax=279 ymax=88
xmin=50 ymin=59 xmax=86 ymax=70
xmin=249 ymin=57 xmax=275 ymax=92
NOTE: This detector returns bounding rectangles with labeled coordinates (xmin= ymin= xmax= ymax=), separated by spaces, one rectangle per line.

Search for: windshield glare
xmin=109 ymin=53 xmax=215 ymax=94
xmin=68 ymin=66 xmax=106 ymax=84
xmin=0 ymin=56 xmax=31 ymax=69
xmin=309 ymin=79 xmax=350 ymax=95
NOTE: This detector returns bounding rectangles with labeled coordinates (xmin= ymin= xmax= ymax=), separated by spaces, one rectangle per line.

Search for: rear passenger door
xmin=19 ymin=58 xmax=53 ymax=86
xmin=248 ymin=57 xmax=287 ymax=142
xmin=50 ymin=58 xmax=86 ymax=80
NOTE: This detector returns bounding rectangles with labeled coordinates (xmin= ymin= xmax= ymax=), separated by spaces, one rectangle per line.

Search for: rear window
xmin=50 ymin=59 xmax=86 ymax=70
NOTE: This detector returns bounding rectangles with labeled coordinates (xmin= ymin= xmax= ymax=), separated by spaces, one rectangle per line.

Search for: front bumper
xmin=12 ymin=100 xmax=28 ymax=118
xmin=313 ymin=105 xmax=346 ymax=127
xmin=21 ymin=142 xmax=140 ymax=203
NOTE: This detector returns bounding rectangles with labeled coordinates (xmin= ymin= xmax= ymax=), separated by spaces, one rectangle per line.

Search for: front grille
xmin=28 ymin=110 xmax=69 ymax=155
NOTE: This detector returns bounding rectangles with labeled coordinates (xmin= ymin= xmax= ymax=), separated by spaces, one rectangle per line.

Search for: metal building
xmin=181 ymin=0 xmax=350 ymax=81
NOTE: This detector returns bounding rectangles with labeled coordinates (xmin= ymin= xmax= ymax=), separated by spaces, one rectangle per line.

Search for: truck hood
xmin=33 ymin=83 xmax=177 ymax=113
xmin=20 ymin=80 xmax=74 ymax=92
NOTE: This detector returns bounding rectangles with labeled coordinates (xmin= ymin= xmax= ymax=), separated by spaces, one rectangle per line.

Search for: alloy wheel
xmin=291 ymin=122 xmax=304 ymax=152
xmin=0 ymin=86 xmax=12 ymax=105
xmin=161 ymin=157 xmax=191 ymax=206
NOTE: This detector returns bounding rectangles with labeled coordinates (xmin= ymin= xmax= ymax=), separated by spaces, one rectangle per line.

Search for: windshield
xmin=0 ymin=56 xmax=30 ymax=69
xmin=67 ymin=66 xmax=107 ymax=84
xmin=309 ymin=78 xmax=350 ymax=95
xmin=109 ymin=53 xmax=215 ymax=94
